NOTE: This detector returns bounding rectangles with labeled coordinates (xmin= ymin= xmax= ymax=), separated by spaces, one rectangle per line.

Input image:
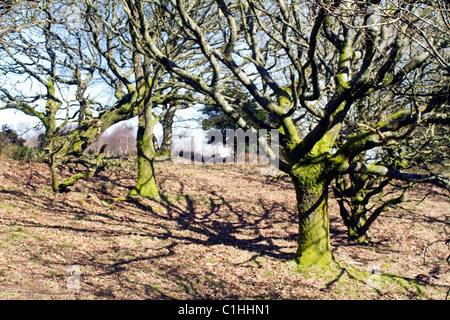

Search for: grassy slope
xmin=0 ymin=157 xmax=449 ymax=300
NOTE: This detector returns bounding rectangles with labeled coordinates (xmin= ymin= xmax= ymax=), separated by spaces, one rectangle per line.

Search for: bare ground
xmin=0 ymin=157 xmax=449 ymax=300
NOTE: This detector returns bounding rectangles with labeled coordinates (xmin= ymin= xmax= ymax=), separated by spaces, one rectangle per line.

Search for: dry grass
xmin=0 ymin=157 xmax=449 ymax=300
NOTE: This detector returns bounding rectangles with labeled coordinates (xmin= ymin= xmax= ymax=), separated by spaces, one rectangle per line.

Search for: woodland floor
xmin=0 ymin=156 xmax=449 ymax=300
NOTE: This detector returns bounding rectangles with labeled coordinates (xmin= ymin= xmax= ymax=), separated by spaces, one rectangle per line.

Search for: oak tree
xmin=123 ymin=0 xmax=449 ymax=267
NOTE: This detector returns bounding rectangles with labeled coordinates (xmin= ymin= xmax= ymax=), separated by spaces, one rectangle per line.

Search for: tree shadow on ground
xmin=1 ymin=163 xmax=448 ymax=299
xmin=0 ymin=170 xmax=299 ymax=298
xmin=320 ymin=264 xmax=444 ymax=299
xmin=149 ymin=174 xmax=299 ymax=260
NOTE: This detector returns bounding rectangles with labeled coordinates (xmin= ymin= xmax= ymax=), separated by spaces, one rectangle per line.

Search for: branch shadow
xmin=151 ymin=174 xmax=298 ymax=260
xmin=0 ymin=166 xmax=299 ymax=299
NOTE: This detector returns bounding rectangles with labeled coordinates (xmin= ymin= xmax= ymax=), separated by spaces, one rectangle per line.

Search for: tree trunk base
xmin=129 ymin=187 xmax=160 ymax=201
xmin=295 ymin=248 xmax=334 ymax=269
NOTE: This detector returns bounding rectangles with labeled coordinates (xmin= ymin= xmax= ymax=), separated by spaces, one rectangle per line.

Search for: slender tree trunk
xmin=158 ymin=106 xmax=176 ymax=155
xmin=128 ymin=39 xmax=160 ymax=199
xmin=291 ymin=162 xmax=334 ymax=267
xmin=49 ymin=153 xmax=60 ymax=193
xmin=332 ymin=176 xmax=370 ymax=243
xmin=131 ymin=101 xmax=160 ymax=199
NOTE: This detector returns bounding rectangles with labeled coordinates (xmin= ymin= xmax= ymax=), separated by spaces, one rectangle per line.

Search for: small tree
xmin=87 ymin=0 xmax=197 ymax=199
xmin=0 ymin=125 xmax=39 ymax=161
xmin=201 ymin=87 xmax=270 ymax=132
xmin=155 ymin=102 xmax=190 ymax=156
xmin=0 ymin=124 xmax=26 ymax=147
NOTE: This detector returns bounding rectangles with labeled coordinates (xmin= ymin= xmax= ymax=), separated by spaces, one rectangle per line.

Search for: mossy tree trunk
xmin=49 ymin=151 xmax=60 ymax=193
xmin=43 ymin=80 xmax=62 ymax=193
xmin=290 ymin=161 xmax=334 ymax=267
xmin=131 ymin=100 xmax=160 ymax=199
xmin=287 ymin=125 xmax=341 ymax=267
xmin=129 ymin=43 xmax=160 ymax=200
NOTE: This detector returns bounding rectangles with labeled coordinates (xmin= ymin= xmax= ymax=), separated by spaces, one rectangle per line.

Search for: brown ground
xmin=0 ymin=157 xmax=449 ymax=300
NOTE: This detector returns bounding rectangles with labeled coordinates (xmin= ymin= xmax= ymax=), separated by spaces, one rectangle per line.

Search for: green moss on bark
xmin=132 ymin=112 xmax=160 ymax=200
xmin=290 ymin=160 xmax=334 ymax=268
xmin=131 ymin=154 xmax=159 ymax=199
